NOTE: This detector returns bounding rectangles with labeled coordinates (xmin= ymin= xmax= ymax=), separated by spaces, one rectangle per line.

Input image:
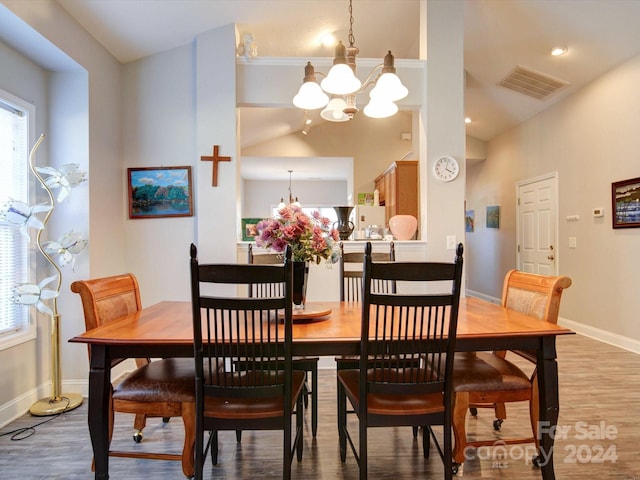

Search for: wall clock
xmin=432 ymin=155 xmax=459 ymax=182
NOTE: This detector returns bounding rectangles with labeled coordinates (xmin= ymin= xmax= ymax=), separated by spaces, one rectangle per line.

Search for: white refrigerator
xmin=354 ymin=205 xmax=386 ymax=231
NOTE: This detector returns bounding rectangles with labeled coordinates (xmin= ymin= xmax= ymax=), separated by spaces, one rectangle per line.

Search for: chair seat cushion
xmin=452 ymin=352 xmax=530 ymax=392
xmin=113 ymin=358 xmax=195 ymax=403
xmin=338 ymin=369 xmax=445 ymax=416
xmin=203 ymin=370 xmax=306 ymax=419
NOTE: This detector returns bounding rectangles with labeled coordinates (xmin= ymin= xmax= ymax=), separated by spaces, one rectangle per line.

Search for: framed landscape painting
xmin=612 ymin=177 xmax=640 ymax=228
xmin=128 ymin=166 xmax=193 ymax=219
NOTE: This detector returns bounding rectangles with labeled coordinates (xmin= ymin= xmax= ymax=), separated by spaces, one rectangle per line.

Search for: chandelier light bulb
xmin=363 ymin=98 xmax=398 ymax=119
xmin=321 ymin=64 xmax=362 ymax=95
xmin=321 ymin=97 xmax=350 ymax=122
xmin=293 ymin=81 xmax=329 ymax=110
xmin=370 ymin=72 xmax=408 ymax=101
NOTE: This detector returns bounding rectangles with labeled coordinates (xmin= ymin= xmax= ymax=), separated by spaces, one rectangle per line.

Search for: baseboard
xmin=559 ymin=317 xmax=640 ymax=355
xmin=466 ymin=289 xmax=500 ymax=304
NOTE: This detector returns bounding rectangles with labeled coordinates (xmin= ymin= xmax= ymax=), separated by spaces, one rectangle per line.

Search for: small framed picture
xmin=612 ymin=177 xmax=640 ymax=228
xmin=486 ymin=205 xmax=500 ymax=229
xmin=465 ymin=210 xmax=475 ymax=232
xmin=128 ymin=166 xmax=193 ymax=219
xmin=242 ymin=218 xmax=262 ymax=241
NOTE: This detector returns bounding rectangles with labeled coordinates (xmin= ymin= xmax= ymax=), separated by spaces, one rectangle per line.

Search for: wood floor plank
xmin=1 ymin=334 xmax=639 ymax=479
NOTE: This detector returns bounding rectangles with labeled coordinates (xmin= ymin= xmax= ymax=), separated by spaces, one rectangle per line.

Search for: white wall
xmin=0 ymin=0 xmax=122 ymax=424
xmin=122 ymin=45 xmax=196 ymax=306
xmin=466 ymin=53 xmax=640 ymax=347
xmin=243 ymin=179 xmax=348 ymax=219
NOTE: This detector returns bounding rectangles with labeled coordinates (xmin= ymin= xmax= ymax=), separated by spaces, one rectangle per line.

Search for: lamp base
xmin=29 ymin=393 xmax=83 ymax=416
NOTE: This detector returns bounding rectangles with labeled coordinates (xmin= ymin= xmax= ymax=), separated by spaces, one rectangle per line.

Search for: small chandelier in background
xmin=292 ymin=0 xmax=408 ymax=121
xmin=278 ymin=170 xmax=301 ymax=209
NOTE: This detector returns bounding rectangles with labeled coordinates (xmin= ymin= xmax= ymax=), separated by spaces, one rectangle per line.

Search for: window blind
xmin=0 ymin=97 xmax=30 ymax=338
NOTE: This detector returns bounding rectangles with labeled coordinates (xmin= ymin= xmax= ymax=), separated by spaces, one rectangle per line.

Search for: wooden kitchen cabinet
xmin=374 ymin=160 xmax=419 ymax=225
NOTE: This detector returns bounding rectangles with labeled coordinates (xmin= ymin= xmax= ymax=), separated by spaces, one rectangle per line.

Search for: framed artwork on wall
xmin=612 ymin=177 xmax=640 ymax=228
xmin=242 ymin=218 xmax=262 ymax=241
xmin=465 ymin=210 xmax=475 ymax=232
xmin=128 ymin=166 xmax=193 ymax=219
xmin=486 ymin=205 xmax=500 ymax=229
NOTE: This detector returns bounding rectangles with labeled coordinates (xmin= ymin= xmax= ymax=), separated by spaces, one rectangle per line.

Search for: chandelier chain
xmin=348 ymin=0 xmax=355 ymax=47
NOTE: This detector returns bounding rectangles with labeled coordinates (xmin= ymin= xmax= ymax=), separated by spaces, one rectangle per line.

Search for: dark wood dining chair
xmin=247 ymin=243 xmax=319 ymax=437
xmin=189 ymin=244 xmax=304 ymax=480
xmin=71 ymin=273 xmax=195 ymax=478
xmin=339 ymin=240 xmax=395 ymax=302
xmin=451 ymin=269 xmax=572 ymax=469
xmin=337 ymin=242 xmax=464 ymax=480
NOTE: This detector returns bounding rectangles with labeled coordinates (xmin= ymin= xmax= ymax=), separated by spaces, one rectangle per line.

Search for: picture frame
xmin=128 ymin=166 xmax=193 ymax=219
xmin=486 ymin=205 xmax=500 ymax=229
xmin=612 ymin=177 xmax=640 ymax=228
xmin=242 ymin=218 xmax=263 ymax=241
xmin=465 ymin=210 xmax=475 ymax=232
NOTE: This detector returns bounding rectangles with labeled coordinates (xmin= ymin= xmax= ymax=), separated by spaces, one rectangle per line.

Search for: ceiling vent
xmin=499 ymin=65 xmax=569 ymax=100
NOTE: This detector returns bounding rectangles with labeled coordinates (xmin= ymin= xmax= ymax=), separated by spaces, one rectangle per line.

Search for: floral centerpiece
xmin=254 ymin=204 xmax=340 ymax=264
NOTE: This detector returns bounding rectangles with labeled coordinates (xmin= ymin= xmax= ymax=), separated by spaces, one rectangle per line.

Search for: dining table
xmin=69 ymin=297 xmax=573 ymax=480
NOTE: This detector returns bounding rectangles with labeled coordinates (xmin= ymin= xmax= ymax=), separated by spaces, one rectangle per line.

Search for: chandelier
xmin=292 ymin=0 xmax=408 ymax=121
xmin=278 ymin=170 xmax=300 ymax=209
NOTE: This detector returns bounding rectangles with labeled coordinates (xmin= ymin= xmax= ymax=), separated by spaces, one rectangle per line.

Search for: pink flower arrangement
xmin=255 ymin=204 xmax=340 ymax=264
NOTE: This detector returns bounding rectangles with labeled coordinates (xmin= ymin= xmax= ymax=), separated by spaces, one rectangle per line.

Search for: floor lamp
xmin=9 ymin=134 xmax=86 ymax=415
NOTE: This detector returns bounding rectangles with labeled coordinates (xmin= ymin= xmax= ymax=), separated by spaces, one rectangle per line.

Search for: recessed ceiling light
xmin=551 ymin=46 xmax=568 ymax=56
xmin=319 ymin=32 xmax=336 ymax=47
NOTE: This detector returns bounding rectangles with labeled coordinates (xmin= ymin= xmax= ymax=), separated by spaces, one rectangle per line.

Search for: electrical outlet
xmin=446 ymin=235 xmax=456 ymax=250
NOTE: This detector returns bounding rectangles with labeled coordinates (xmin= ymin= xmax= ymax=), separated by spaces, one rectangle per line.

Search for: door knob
xmin=547 ymin=254 xmax=555 ymax=260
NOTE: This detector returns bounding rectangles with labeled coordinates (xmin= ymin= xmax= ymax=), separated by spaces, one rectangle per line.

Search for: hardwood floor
xmin=1 ymin=333 xmax=639 ymax=479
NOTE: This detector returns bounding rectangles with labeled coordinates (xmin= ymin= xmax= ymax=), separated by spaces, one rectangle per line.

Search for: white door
xmin=516 ymin=174 xmax=558 ymax=275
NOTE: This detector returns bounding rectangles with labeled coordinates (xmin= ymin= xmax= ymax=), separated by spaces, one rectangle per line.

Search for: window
xmin=0 ymin=89 xmax=35 ymax=349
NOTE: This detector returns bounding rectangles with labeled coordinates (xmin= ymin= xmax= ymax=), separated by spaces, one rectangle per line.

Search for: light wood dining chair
xmin=71 ymin=273 xmax=195 ymax=478
xmin=189 ymin=244 xmax=304 ymax=480
xmin=451 ymin=269 xmax=572 ymax=469
xmin=337 ymin=242 xmax=464 ymax=480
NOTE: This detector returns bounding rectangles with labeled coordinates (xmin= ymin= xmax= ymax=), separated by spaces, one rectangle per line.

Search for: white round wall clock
xmin=432 ymin=155 xmax=460 ymax=182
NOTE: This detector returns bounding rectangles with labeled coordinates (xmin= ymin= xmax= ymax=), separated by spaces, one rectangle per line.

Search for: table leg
xmin=537 ymin=336 xmax=559 ymax=480
xmin=88 ymin=344 xmax=110 ymax=479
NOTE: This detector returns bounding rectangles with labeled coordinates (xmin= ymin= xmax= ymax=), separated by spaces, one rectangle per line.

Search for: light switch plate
xmin=446 ymin=235 xmax=456 ymax=250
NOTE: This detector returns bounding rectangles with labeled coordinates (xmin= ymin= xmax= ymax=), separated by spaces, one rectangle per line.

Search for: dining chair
xmin=339 ymin=240 xmax=395 ymax=302
xmin=247 ymin=243 xmax=319 ymax=437
xmin=451 ymin=269 xmax=572 ymax=469
xmin=70 ymin=273 xmax=195 ymax=478
xmin=189 ymin=243 xmax=305 ymax=480
xmin=337 ymin=242 xmax=464 ymax=480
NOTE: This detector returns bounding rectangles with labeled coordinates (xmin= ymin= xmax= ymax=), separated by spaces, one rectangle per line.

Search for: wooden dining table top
xmin=69 ymin=296 xmax=573 ymax=349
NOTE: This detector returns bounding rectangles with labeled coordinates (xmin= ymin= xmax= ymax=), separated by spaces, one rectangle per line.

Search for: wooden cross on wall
xmin=200 ymin=145 xmax=231 ymax=186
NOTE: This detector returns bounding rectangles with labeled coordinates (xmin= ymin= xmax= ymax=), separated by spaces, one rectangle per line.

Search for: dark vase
xmin=292 ymin=261 xmax=309 ymax=310
xmin=333 ymin=206 xmax=355 ymax=240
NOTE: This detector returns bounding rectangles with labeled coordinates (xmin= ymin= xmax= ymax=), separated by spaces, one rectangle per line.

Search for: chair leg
xmin=444 ymin=416 xmax=453 ymax=480
xmin=422 ymin=426 xmax=431 ymax=458
xmin=337 ymin=379 xmax=347 ymax=462
xmin=452 ymin=391 xmax=469 ymax=465
xmin=132 ymin=413 xmax=146 ymax=443
xmin=235 ymin=430 xmax=242 ymax=442
xmin=210 ymin=431 xmax=218 ymax=465
xmin=180 ymin=402 xmax=196 ymax=479
xmin=530 ymin=372 xmax=540 ymax=449
xmin=359 ymin=413 xmax=367 ymax=480
xmin=310 ymin=364 xmax=318 ymax=438
xmin=296 ymin=394 xmax=304 ymax=462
